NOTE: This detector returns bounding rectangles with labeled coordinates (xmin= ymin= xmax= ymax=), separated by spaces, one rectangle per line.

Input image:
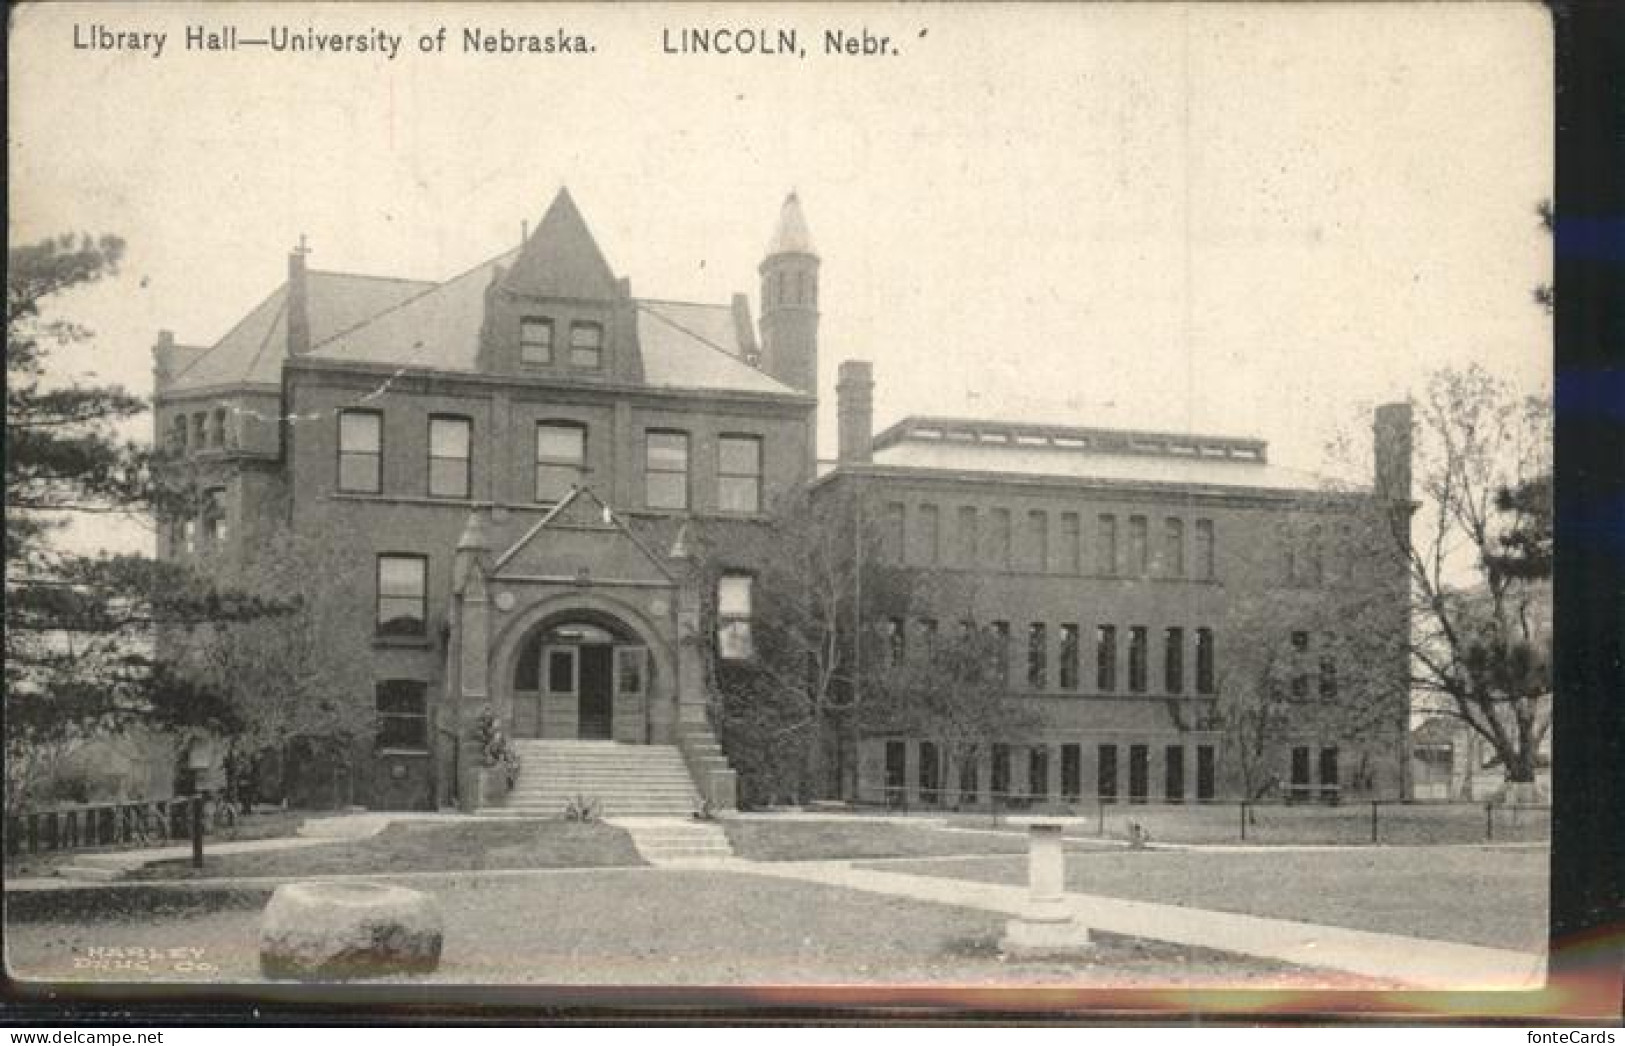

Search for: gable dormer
xmin=478 ymin=188 xmax=644 ymax=383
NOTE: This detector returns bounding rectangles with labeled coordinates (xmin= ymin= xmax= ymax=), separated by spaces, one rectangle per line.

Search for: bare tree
xmin=1400 ymin=366 xmax=1552 ymax=794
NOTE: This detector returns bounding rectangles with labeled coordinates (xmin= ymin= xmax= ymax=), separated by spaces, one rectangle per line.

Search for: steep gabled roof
xmin=502 ymin=188 xmax=619 ymax=300
xmin=164 ymin=271 xmax=432 ymax=393
xmin=635 ymin=300 xmax=796 ymax=395
xmin=491 ymin=485 xmax=676 ymax=583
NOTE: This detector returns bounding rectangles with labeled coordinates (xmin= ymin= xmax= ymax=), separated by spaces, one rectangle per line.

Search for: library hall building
xmin=153 ymin=188 xmax=1412 ymax=813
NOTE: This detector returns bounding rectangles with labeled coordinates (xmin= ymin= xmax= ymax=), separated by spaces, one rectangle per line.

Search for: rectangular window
xmin=171 ymin=414 xmax=188 ymax=452
xmin=989 ymin=621 xmax=1011 ymax=684
xmin=616 ymin=647 xmax=647 ymax=696
xmin=375 ymin=680 xmax=429 ymax=751
xmin=884 ymin=741 xmax=907 ymax=806
xmin=338 ymin=410 xmax=382 ymax=494
xmin=1163 ymin=518 xmax=1185 ymax=578
xmin=1027 ymin=510 xmax=1049 ymax=572
xmin=1306 ymin=524 xmax=1325 ymax=585
xmin=989 ymin=508 xmax=1011 ymax=569
xmin=1164 ymin=627 xmax=1185 ymax=693
xmin=881 ymin=502 xmax=906 ymax=562
xmin=1290 ymin=746 xmax=1312 ymax=802
xmin=883 ymin=617 xmax=906 ymax=666
xmin=915 ymin=618 xmax=939 ymax=645
xmin=957 ymin=745 xmax=980 ymax=806
xmin=535 ymin=421 xmax=586 ymax=502
xmin=1195 ymin=519 xmax=1215 ymax=580
xmin=211 ymin=408 xmax=228 ymax=448
xmin=428 ymin=416 xmax=472 ymax=499
xmin=547 ymin=649 xmax=578 ymax=694
xmin=1097 ymin=514 xmax=1118 ymax=575
xmin=519 ymin=317 xmax=554 ymax=364
xmin=717 ymin=574 xmax=754 ymax=659
xmin=1096 ymin=625 xmax=1118 ymax=691
xmin=1165 ymin=745 xmax=1185 ymax=803
xmin=1027 ymin=623 xmax=1047 ymax=689
xmin=1029 ymin=747 xmax=1050 ymax=802
xmin=1097 ymin=744 xmax=1119 ymax=803
xmin=1319 ymin=642 xmax=1339 ymax=698
xmin=568 ymin=321 xmax=603 ymax=368
xmin=200 ymin=487 xmax=227 ymax=547
xmin=918 ymin=504 xmax=941 ymax=566
xmin=1319 ymin=746 xmax=1340 ymax=799
xmin=192 ymin=413 xmax=207 ymax=450
xmin=376 ymin=554 xmax=427 ymax=637
xmin=644 ymin=430 xmax=689 ymax=510
xmin=1051 ymin=511 xmax=1079 ymax=575
xmin=1196 ymin=628 xmax=1216 ymax=694
xmin=1291 ymin=630 xmax=1311 ymax=697
xmin=1128 ymin=744 xmax=1149 ymax=803
xmin=1128 ymin=626 xmax=1148 ymax=693
xmin=991 ymin=743 xmax=1012 ymax=801
xmin=1061 ymin=744 xmax=1082 ymax=802
xmin=718 ymin=435 xmax=763 ymax=513
xmin=1128 ymin=515 xmax=1149 ymax=576
xmin=918 ymin=741 xmax=941 ymax=806
xmin=1059 ymin=624 xmax=1080 ymax=690
xmin=957 ymin=507 xmax=979 ymax=566
xmin=1197 ymin=745 xmax=1216 ymax=800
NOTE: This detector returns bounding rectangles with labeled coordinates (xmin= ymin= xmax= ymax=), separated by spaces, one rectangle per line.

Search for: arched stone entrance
xmin=490 ymin=593 xmax=677 ymax=744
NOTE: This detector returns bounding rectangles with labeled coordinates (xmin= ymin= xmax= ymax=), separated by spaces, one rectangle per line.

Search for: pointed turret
xmin=758 ymin=192 xmax=820 ymax=398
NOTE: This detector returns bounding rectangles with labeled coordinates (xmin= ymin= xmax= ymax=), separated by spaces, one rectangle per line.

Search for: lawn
xmin=4 ymin=870 xmax=1388 ymax=988
xmin=723 ymin=819 xmax=1062 ymax=861
xmin=122 ymin=820 xmax=644 ymax=880
xmin=858 ymin=845 xmax=1549 ymax=953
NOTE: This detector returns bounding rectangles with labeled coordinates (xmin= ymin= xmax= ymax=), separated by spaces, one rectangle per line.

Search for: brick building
xmin=153 ymin=188 xmax=1412 ymax=812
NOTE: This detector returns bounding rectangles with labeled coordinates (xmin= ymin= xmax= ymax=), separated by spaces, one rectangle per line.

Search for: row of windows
xmin=519 ymin=317 xmax=604 ymax=369
xmin=1289 ymin=630 xmax=1341 ymax=698
xmin=169 ymin=409 xmax=233 ymax=453
xmin=882 ymin=741 xmax=1220 ymax=805
xmin=1281 ymin=522 xmax=1359 ymax=587
xmin=337 ymin=410 xmax=765 ymax=513
xmin=879 ymin=504 xmax=1216 ymax=580
xmin=880 ymin=617 xmax=1218 ymax=696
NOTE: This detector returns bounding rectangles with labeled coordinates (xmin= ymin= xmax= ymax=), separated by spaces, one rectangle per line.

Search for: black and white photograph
xmin=4 ymin=0 xmax=1576 ymax=1020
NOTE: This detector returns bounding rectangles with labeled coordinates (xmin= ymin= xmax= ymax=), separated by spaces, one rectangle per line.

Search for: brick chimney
xmin=152 ymin=329 xmax=178 ymax=388
xmin=1373 ymin=402 xmax=1413 ymax=506
xmin=837 ymin=360 xmax=875 ymax=464
xmin=287 ymin=240 xmax=311 ymax=356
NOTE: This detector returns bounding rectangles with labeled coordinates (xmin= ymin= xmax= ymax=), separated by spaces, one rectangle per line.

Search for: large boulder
xmin=259 ymin=881 xmax=443 ymax=980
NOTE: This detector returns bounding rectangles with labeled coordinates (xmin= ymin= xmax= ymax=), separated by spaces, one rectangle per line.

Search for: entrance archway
xmin=510 ymin=610 xmax=647 ymax=741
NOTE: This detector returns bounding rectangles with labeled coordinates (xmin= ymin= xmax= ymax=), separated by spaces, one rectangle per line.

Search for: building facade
xmin=153 ymin=188 xmax=1411 ymax=812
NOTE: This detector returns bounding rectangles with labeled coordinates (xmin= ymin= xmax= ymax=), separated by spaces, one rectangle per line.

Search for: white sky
xmin=10 ymin=2 xmax=1552 ymax=553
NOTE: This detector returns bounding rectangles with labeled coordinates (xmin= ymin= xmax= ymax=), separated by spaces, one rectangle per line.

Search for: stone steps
xmin=610 ymin=818 xmax=734 ymax=864
xmin=491 ymin=741 xmax=703 ymax=817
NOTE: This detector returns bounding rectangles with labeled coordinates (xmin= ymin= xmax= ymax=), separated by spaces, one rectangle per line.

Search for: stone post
xmin=999 ymin=817 xmax=1092 ymax=958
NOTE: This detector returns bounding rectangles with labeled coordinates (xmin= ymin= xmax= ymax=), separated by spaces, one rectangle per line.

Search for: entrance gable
xmin=492 ymin=485 xmax=676 ymax=585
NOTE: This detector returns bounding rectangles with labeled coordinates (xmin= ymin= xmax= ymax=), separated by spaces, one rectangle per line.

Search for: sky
xmin=10 ymin=2 xmax=1552 ymax=552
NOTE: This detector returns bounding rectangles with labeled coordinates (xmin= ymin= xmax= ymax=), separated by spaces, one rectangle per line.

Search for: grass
xmin=5 ymin=869 xmax=1387 ymax=987
xmin=121 ymin=820 xmax=644 ymax=880
xmin=723 ymin=819 xmax=1047 ymax=861
xmin=857 ymin=845 xmax=1549 ymax=953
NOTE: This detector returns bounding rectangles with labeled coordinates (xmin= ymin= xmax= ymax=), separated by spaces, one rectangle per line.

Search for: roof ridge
xmin=168 ymin=284 xmax=287 ymax=384
xmin=308 ymin=268 xmax=437 ymax=286
xmin=636 ymin=300 xmax=756 ymax=370
xmin=890 ymin=414 xmax=1265 ymax=447
xmin=242 ymin=295 xmax=291 ymax=384
xmin=310 ymin=246 xmax=520 ymax=354
xmin=636 ymin=296 xmax=733 ymax=310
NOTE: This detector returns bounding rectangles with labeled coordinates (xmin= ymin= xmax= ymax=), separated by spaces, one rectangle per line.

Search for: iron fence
xmin=4 ymin=797 xmax=203 ymax=857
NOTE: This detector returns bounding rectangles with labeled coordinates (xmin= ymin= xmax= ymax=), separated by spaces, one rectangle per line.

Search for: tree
xmin=1206 ymin=503 xmax=1410 ymax=801
xmin=5 ymin=234 xmax=279 ymax=811
xmin=863 ymin=618 xmax=1040 ymax=806
xmin=1403 ymin=366 xmax=1552 ymax=791
xmin=164 ymin=530 xmax=376 ymax=806
xmin=697 ymin=485 xmax=915 ymax=805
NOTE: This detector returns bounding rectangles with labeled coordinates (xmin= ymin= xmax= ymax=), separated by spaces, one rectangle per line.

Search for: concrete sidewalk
xmin=730 ymin=858 xmax=1546 ymax=992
